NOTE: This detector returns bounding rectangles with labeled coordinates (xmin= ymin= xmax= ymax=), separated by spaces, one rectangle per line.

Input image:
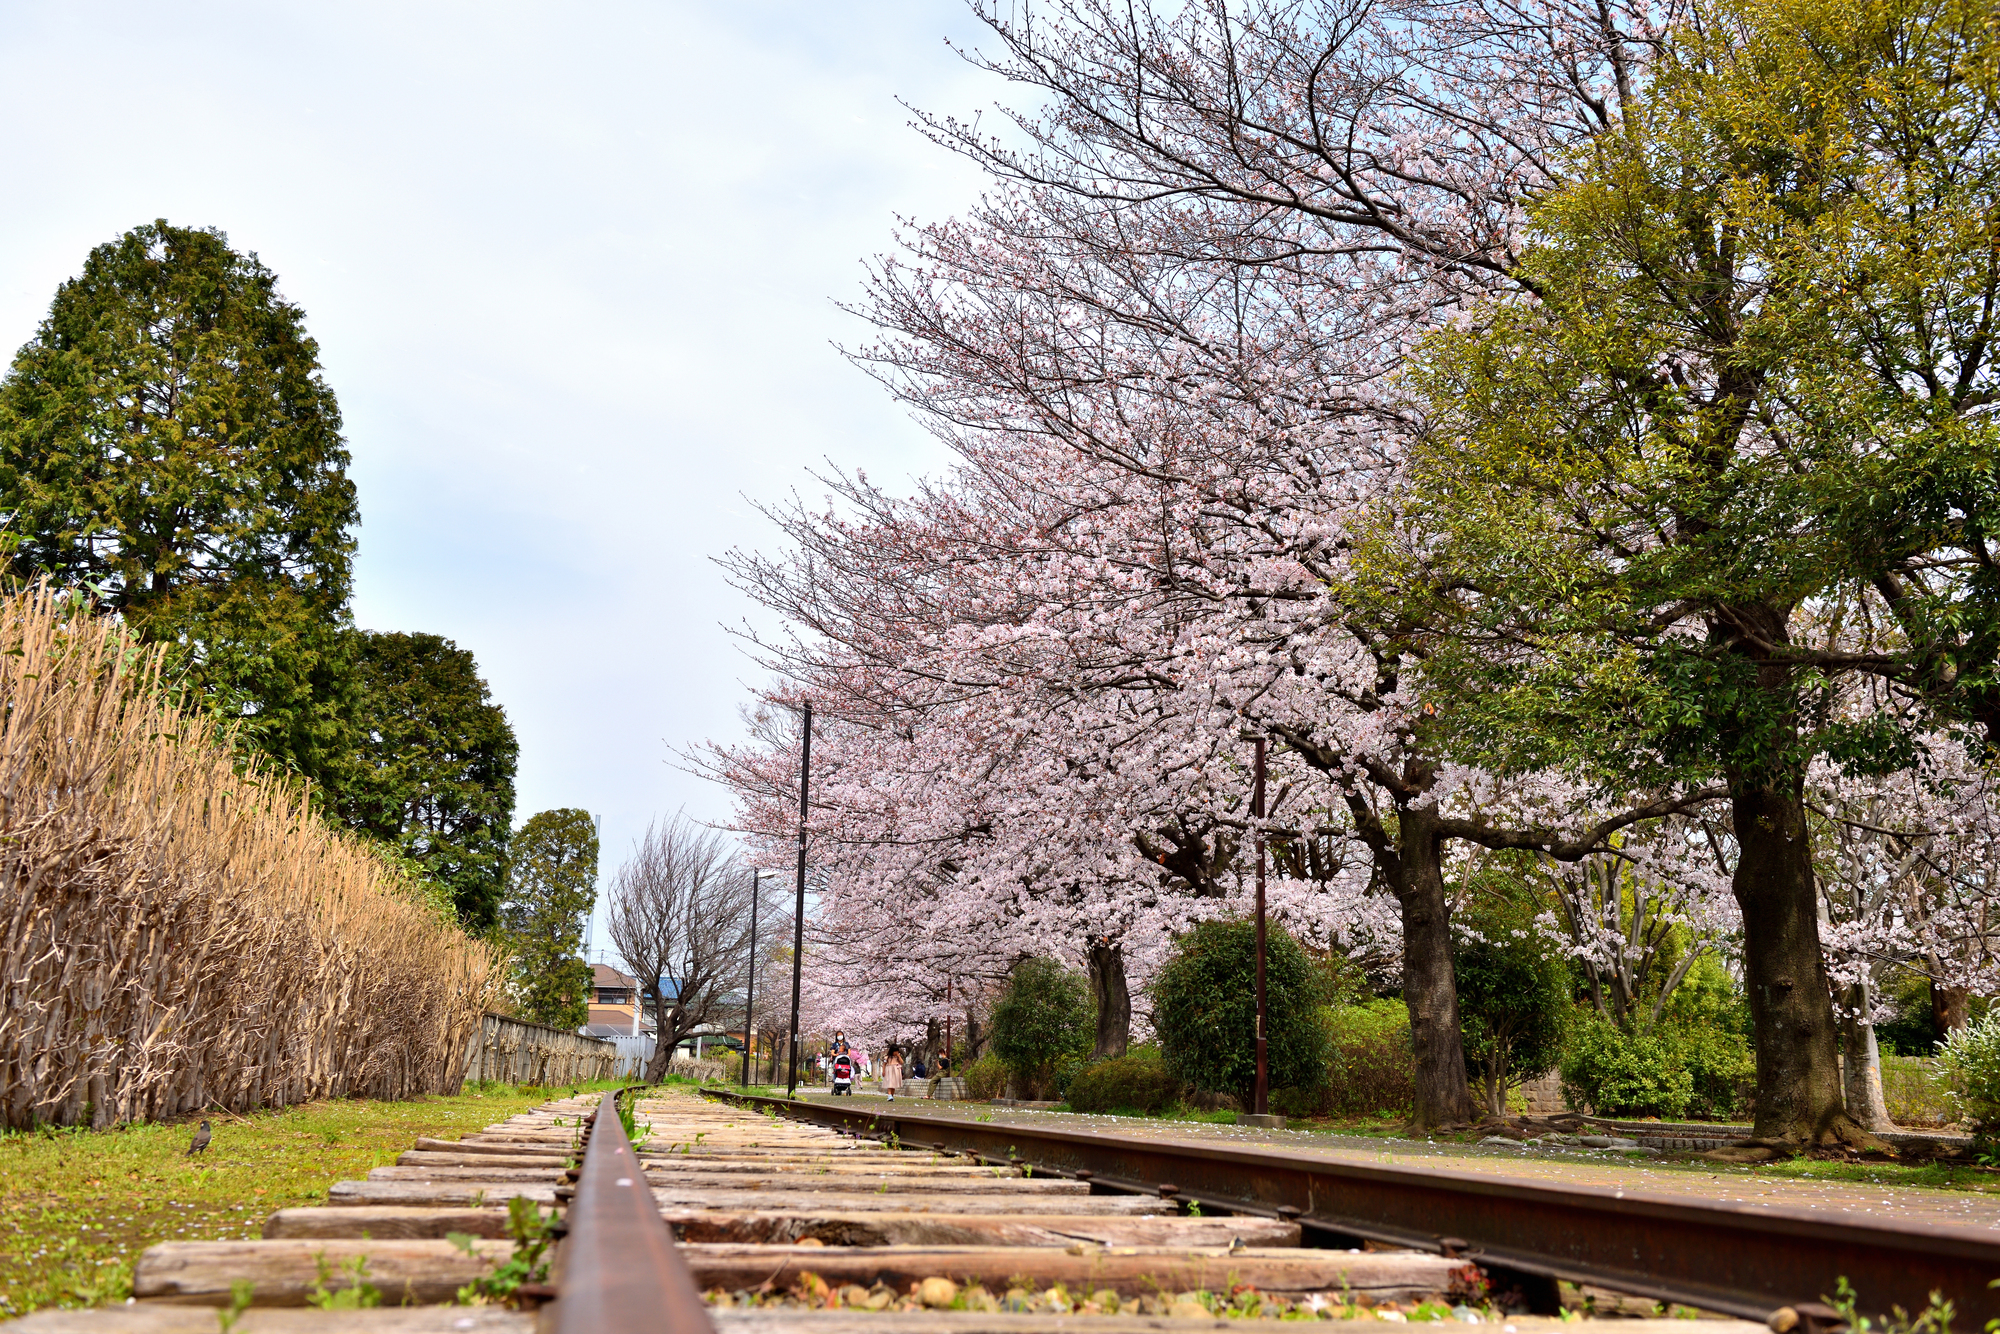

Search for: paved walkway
xmin=783 ymin=1091 xmax=2000 ymax=1235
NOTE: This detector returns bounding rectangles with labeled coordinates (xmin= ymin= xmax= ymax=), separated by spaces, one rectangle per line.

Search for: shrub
xmin=1323 ymin=999 xmax=1417 ymax=1119
xmin=990 ymin=957 xmax=1094 ymax=1099
xmin=963 ymin=1053 xmax=1008 ymax=1100
xmin=1067 ymin=1054 xmax=1182 ymax=1114
xmin=1152 ymin=920 xmax=1331 ymax=1104
xmin=1269 ymin=1085 xmax=1327 ymax=1118
xmin=1556 ymin=1015 xmax=1745 ymax=1119
xmin=1672 ymin=1023 xmax=1756 ymax=1120
xmin=1936 ymin=1010 xmax=2000 ymax=1131
xmin=1881 ymin=1055 xmax=1951 ymax=1127
xmin=1560 ymin=1018 xmax=1694 ymax=1118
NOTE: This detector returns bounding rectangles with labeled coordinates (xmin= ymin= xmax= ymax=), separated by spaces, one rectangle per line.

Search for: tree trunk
xmin=1933 ymin=982 xmax=1971 ymax=1036
xmin=964 ymin=1010 xmax=985 ymax=1062
xmin=1840 ymin=982 xmax=1894 ymax=1132
xmin=1086 ymin=937 xmax=1131 ymax=1060
xmin=1731 ymin=774 xmax=1868 ymax=1145
xmin=1394 ymin=811 xmax=1475 ymax=1129
xmin=644 ymin=1030 xmax=674 ymax=1083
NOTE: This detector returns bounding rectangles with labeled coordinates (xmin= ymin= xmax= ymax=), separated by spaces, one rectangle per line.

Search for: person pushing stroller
xmin=830 ymin=1031 xmax=855 ymax=1096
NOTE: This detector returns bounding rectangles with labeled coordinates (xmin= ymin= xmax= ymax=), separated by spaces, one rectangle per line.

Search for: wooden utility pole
xmin=1253 ymin=737 xmax=1269 ymax=1118
xmin=740 ymin=868 xmax=764 ymax=1088
xmin=785 ymin=701 xmax=812 ymax=1097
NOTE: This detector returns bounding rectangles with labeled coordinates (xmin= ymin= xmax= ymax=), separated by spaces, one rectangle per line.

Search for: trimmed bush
xmin=991 ymin=957 xmax=1094 ymax=1099
xmin=1152 ymin=920 xmax=1331 ymax=1104
xmin=1557 ymin=1015 xmax=1750 ymax=1120
xmin=963 ymin=1053 xmax=1007 ymax=1101
xmin=1560 ymin=1018 xmax=1694 ymax=1117
xmin=1067 ymin=1054 xmax=1182 ymax=1114
xmin=1323 ymin=999 xmax=1417 ymax=1119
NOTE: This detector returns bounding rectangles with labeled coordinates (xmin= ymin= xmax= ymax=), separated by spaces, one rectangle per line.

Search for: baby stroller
xmin=830 ymin=1050 xmax=855 ymax=1096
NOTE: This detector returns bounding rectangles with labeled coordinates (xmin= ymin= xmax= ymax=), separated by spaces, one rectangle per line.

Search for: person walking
xmin=881 ymin=1046 xmax=904 ymax=1102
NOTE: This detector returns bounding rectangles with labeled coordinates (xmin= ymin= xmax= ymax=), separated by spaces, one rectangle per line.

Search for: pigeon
xmin=187 ymin=1119 xmax=211 ymax=1156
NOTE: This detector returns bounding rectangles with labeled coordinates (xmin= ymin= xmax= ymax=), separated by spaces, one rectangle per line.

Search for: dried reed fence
xmin=0 ymin=587 xmax=506 ymax=1128
xmin=462 ymin=1013 xmax=616 ymax=1086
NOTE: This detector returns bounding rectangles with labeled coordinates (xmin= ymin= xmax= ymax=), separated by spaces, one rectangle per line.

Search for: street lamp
xmin=741 ymin=868 xmax=768 ymax=1088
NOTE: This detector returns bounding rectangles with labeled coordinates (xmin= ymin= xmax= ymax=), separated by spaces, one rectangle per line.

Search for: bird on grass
xmin=187 ymin=1120 xmax=211 ymax=1156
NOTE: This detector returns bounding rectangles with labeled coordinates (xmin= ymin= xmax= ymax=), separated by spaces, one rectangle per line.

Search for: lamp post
xmin=741 ymin=868 xmax=767 ymax=1088
xmin=1253 ymin=736 xmax=1269 ymax=1119
xmin=785 ymin=700 xmax=812 ymax=1098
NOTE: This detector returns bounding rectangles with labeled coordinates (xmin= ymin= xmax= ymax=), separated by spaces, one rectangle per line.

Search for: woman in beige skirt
xmin=880 ymin=1046 xmax=904 ymax=1101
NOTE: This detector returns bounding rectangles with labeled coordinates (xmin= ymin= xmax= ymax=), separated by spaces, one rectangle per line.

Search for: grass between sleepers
xmin=0 ymin=1080 xmax=625 ymax=1317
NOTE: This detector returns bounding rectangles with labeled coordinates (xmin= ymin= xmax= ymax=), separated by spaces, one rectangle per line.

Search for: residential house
xmin=583 ymin=964 xmax=657 ymax=1038
xmin=580 ymin=964 xmax=745 ymax=1061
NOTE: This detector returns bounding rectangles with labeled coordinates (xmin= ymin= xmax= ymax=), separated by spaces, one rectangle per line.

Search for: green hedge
xmin=963 ymin=1053 xmax=1007 ymax=1101
xmin=1067 ymin=1054 xmax=1182 ymax=1114
xmin=1558 ymin=1014 xmax=1753 ymax=1119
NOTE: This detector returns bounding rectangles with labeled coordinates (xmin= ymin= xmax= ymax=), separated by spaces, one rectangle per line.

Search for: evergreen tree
xmin=1453 ymin=891 xmax=1572 ymax=1116
xmin=0 ymin=220 xmax=359 ymax=787
xmin=346 ymin=631 xmax=518 ymax=929
xmin=503 ymin=809 xmax=598 ymax=1029
xmin=1150 ymin=920 xmax=1332 ymax=1106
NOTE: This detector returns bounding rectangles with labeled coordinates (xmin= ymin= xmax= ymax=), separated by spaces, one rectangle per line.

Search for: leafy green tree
xmin=1150 ymin=920 xmax=1331 ymax=1107
xmin=989 ymin=957 xmax=1094 ymax=1099
xmin=345 ymin=631 xmax=518 ymax=928
xmin=0 ymin=220 xmax=359 ymax=787
xmin=1392 ymin=0 xmax=2000 ymax=1145
xmin=1453 ymin=895 xmax=1572 ymax=1116
xmin=501 ymin=809 xmax=598 ymax=1029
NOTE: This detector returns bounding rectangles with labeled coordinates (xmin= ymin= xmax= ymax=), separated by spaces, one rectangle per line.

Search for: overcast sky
xmin=0 ymin=1 xmax=1005 ymax=949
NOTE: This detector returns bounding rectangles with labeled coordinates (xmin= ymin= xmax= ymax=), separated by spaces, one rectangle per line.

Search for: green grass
xmin=0 ymin=1080 xmax=624 ymax=1317
xmin=1755 ymin=1157 xmax=1999 ymax=1192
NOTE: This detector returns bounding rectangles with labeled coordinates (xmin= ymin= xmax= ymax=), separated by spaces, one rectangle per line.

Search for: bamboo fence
xmin=0 ymin=587 xmax=507 ymax=1128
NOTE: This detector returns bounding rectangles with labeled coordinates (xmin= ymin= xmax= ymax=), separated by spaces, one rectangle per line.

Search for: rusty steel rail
xmin=550 ymin=1089 xmax=714 ymax=1334
xmin=704 ymin=1089 xmax=2000 ymax=1326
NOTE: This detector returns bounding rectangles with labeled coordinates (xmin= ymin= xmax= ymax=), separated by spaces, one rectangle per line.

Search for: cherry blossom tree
xmin=696 ymin=0 xmax=2000 ymax=1142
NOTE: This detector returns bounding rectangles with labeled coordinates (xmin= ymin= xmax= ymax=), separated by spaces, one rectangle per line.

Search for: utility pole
xmin=785 ymin=700 xmax=812 ymax=1098
xmin=1253 ymin=737 xmax=1269 ymax=1119
xmin=741 ymin=868 xmax=765 ymax=1088
xmin=583 ymin=813 xmax=602 ymax=969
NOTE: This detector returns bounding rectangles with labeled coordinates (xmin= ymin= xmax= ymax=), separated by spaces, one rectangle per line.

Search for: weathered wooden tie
xmin=0 ymin=1086 xmax=1779 ymax=1334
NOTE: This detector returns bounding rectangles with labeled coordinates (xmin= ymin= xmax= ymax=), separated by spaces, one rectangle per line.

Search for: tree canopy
xmin=0 ymin=220 xmax=359 ymax=787
xmin=345 ymin=630 xmax=518 ymax=928
xmin=1394 ymin=0 xmax=2000 ymax=1142
xmin=502 ymin=808 xmax=598 ymax=1028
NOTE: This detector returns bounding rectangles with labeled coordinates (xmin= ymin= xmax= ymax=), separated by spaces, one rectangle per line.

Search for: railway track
xmin=0 ymin=1087 xmax=1970 ymax=1334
